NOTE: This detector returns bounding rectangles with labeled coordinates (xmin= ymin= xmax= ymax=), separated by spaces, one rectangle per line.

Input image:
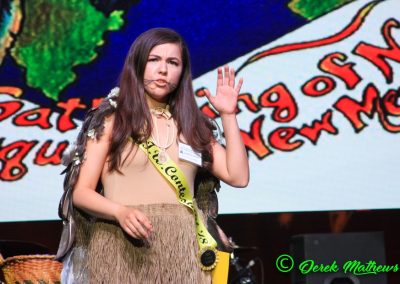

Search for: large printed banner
xmin=1 ymin=0 xmax=399 ymax=221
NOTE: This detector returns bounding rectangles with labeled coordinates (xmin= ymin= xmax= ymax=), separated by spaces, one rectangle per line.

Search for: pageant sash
xmin=139 ymin=139 xmax=219 ymax=271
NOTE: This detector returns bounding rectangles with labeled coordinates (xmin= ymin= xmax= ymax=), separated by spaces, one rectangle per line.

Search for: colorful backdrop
xmin=1 ymin=0 xmax=400 ymax=221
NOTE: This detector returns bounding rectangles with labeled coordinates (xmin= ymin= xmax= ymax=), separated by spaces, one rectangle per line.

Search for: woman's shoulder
xmin=103 ymin=113 xmax=115 ymax=127
xmin=83 ymin=88 xmax=119 ymax=140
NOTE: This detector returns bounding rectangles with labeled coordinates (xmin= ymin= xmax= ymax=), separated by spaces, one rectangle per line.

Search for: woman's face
xmin=143 ymin=43 xmax=183 ymax=105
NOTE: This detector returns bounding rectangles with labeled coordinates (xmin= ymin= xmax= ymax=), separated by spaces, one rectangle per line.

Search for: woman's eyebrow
xmin=148 ymin=54 xmax=181 ymax=62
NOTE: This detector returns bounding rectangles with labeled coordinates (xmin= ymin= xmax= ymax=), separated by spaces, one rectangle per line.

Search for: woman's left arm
xmin=203 ymin=65 xmax=249 ymax=187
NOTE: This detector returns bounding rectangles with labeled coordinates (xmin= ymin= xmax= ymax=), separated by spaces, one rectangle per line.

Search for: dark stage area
xmin=1 ymin=209 xmax=399 ymax=283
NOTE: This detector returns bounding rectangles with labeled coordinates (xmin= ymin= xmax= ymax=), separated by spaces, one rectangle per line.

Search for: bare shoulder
xmin=104 ymin=113 xmax=115 ymax=124
xmin=101 ymin=113 xmax=115 ymax=140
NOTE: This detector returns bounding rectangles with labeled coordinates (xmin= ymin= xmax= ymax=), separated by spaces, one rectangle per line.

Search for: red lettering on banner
xmin=200 ymin=103 xmax=219 ymax=119
xmin=92 ymin=98 xmax=103 ymax=108
xmin=299 ymin=110 xmax=338 ymax=144
xmin=302 ymin=76 xmax=336 ymax=97
xmin=382 ymin=88 xmax=400 ymax=116
xmin=13 ymin=108 xmax=52 ymax=129
xmin=196 ymin=89 xmax=259 ymax=113
xmin=379 ymin=88 xmax=400 ymax=133
xmin=34 ymin=140 xmax=69 ymax=165
xmin=268 ymin=127 xmax=303 ymax=151
xmin=195 ymin=88 xmax=207 ymax=97
xmin=319 ymin=52 xmax=362 ymax=90
xmin=334 ymin=84 xmax=379 ymax=132
xmin=354 ymin=19 xmax=400 ymax=84
xmin=0 ymin=101 xmax=23 ymax=121
xmin=335 ymin=84 xmax=400 ymax=133
xmin=0 ymin=139 xmax=38 ymax=181
xmin=259 ymin=83 xmax=298 ymax=123
xmin=238 ymin=93 xmax=260 ymax=113
xmin=240 ymin=115 xmax=272 ymax=159
xmin=2 ymin=10 xmax=400 ymax=174
xmin=56 ymin=98 xmax=86 ymax=132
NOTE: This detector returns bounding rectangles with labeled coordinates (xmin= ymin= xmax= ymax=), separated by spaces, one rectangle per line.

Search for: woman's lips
xmin=154 ymin=79 xmax=167 ymax=87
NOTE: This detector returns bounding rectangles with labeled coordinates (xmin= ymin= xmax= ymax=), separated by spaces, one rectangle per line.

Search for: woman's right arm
xmin=72 ymin=115 xmax=153 ymax=239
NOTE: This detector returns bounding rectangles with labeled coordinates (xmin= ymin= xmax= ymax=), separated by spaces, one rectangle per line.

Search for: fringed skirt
xmin=61 ymin=203 xmax=212 ymax=284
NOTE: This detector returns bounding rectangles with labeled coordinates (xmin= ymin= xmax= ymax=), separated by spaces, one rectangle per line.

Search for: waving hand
xmin=203 ymin=65 xmax=243 ymax=115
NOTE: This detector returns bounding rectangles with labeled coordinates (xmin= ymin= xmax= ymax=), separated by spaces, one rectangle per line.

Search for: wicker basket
xmin=0 ymin=254 xmax=62 ymax=284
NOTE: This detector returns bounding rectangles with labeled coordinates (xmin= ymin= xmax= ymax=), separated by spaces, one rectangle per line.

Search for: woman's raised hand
xmin=115 ymin=205 xmax=153 ymax=240
xmin=203 ymin=65 xmax=243 ymax=115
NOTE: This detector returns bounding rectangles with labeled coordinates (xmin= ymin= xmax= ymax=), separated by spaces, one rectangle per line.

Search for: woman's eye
xmin=148 ymin=57 xmax=158 ymax=62
xmin=169 ymin=61 xmax=178 ymax=66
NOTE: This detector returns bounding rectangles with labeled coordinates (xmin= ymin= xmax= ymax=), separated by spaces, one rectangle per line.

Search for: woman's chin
xmin=145 ymin=93 xmax=169 ymax=106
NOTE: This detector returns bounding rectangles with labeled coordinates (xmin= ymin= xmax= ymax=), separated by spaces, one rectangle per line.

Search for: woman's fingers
xmin=235 ymin=78 xmax=244 ymax=94
xmin=130 ymin=218 xmax=150 ymax=239
xmin=223 ymin=65 xmax=229 ymax=85
xmin=136 ymin=213 xmax=153 ymax=233
xmin=124 ymin=222 xmax=141 ymax=239
xmin=218 ymin=65 xmax=239 ymax=90
xmin=229 ymin=68 xmax=235 ymax=88
xmin=117 ymin=206 xmax=153 ymax=239
xmin=217 ymin=68 xmax=223 ymax=86
xmin=124 ymin=217 xmax=150 ymax=239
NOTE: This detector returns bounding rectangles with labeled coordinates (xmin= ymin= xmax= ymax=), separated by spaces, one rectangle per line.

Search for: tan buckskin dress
xmin=61 ymin=120 xmax=211 ymax=284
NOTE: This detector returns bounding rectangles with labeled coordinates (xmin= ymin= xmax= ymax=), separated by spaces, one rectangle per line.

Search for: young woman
xmin=59 ymin=28 xmax=249 ymax=283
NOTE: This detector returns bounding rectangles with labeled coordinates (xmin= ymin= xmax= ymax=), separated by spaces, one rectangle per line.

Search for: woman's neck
xmin=145 ymin=93 xmax=168 ymax=109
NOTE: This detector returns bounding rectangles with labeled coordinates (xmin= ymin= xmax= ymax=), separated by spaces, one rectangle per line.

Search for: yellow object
xmin=139 ymin=140 xmax=219 ymax=270
xmin=212 ymin=251 xmax=230 ymax=284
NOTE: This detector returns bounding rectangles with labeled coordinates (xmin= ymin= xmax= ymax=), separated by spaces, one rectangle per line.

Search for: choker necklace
xmin=150 ymin=106 xmax=175 ymax=164
xmin=150 ymin=105 xmax=172 ymax=119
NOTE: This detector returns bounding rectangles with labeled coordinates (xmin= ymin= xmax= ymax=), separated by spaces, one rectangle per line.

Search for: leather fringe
xmin=80 ymin=204 xmax=211 ymax=284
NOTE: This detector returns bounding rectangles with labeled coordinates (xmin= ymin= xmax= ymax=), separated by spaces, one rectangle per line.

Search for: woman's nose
xmin=158 ymin=61 xmax=167 ymax=74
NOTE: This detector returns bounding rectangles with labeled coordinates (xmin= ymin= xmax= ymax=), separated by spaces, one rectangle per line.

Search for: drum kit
xmin=228 ymin=238 xmax=261 ymax=284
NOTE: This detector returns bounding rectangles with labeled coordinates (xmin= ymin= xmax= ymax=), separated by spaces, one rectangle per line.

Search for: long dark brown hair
xmin=108 ymin=28 xmax=215 ymax=173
